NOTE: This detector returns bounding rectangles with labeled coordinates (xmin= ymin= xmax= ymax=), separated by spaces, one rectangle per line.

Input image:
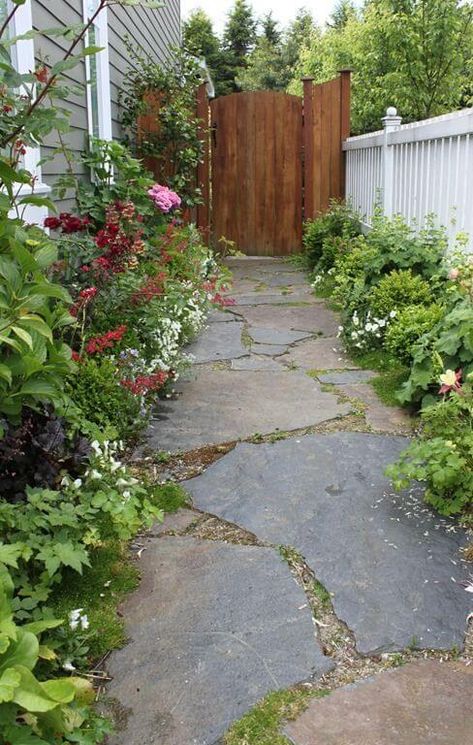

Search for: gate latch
xmin=211 ymin=122 xmax=218 ymax=147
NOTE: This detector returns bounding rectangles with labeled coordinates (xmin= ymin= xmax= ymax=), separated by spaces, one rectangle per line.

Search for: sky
xmin=181 ymin=0 xmax=340 ymax=35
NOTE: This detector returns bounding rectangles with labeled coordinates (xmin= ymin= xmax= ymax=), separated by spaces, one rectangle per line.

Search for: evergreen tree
xmin=219 ymin=0 xmax=258 ymax=93
xmin=182 ymin=9 xmax=225 ymax=94
xmin=262 ymin=12 xmax=281 ymax=45
xmin=328 ymin=0 xmax=357 ymax=29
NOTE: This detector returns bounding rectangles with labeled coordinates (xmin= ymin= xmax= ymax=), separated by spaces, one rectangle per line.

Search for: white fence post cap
xmin=382 ymin=107 xmax=402 ymax=128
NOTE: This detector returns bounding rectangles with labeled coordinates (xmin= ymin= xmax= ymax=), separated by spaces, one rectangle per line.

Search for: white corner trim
xmin=83 ymin=1 xmax=112 ymax=141
xmin=7 ymin=0 xmax=50 ymax=225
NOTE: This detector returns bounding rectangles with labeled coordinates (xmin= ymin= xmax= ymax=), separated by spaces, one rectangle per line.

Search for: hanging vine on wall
xmin=119 ymin=41 xmax=204 ymax=208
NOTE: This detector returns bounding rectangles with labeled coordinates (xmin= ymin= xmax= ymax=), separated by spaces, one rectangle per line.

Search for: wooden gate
xmin=202 ymin=73 xmax=351 ymax=256
xmin=210 ymin=91 xmax=302 ymax=256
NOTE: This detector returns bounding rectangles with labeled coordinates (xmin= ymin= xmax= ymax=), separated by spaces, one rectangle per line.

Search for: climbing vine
xmin=119 ymin=42 xmax=204 ymax=207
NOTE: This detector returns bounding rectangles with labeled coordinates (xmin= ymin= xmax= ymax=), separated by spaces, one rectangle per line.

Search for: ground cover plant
xmin=303 ymin=204 xmax=473 ymax=516
xmin=0 ymin=3 xmax=231 ymax=740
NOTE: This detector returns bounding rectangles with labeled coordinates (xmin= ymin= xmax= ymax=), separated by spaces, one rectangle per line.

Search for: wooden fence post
xmin=339 ymin=69 xmax=351 ymax=198
xmin=302 ymin=77 xmax=315 ymax=221
xmin=196 ymin=82 xmax=210 ymax=242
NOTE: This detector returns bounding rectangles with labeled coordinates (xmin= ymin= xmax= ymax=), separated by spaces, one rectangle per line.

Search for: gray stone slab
xmin=184 ymin=433 xmax=470 ymax=655
xmin=340 ymin=383 xmax=413 ymax=434
xmin=232 ymin=293 xmax=320 ymax=306
xmin=249 ymin=327 xmax=311 ymax=346
xmin=107 ymin=537 xmax=333 ymax=745
xmin=207 ymin=309 xmax=239 ymax=323
xmin=285 ymin=660 xmax=473 ymax=745
xmin=280 ymin=337 xmax=355 ymax=370
xmin=231 ymin=355 xmax=284 ymax=371
xmin=237 ymin=304 xmax=339 ymax=336
xmin=318 ymin=370 xmax=377 ymax=385
xmin=250 ymin=343 xmax=291 ymax=356
xmin=145 ymin=370 xmax=350 ymax=452
xmin=186 ymin=321 xmax=246 ymax=363
xmin=154 ymin=508 xmax=197 ymax=535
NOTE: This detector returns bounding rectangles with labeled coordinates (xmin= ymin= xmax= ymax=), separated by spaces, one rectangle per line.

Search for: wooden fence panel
xmin=304 ymin=71 xmax=351 ymax=220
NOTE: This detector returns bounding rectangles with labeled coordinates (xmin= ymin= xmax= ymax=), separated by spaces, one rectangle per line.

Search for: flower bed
xmin=303 ymin=204 xmax=473 ymax=518
xmin=0 ymin=9 xmax=231 ymax=740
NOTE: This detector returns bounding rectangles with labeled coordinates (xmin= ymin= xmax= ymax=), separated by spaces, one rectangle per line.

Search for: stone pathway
xmin=108 ymin=258 xmax=472 ymax=745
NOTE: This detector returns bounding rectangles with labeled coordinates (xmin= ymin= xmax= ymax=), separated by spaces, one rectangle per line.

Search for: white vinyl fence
xmin=343 ymin=107 xmax=473 ymax=250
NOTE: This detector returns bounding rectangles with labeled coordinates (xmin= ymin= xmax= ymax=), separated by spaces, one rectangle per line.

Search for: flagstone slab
xmin=340 ymin=383 xmax=414 ymax=434
xmin=318 ymin=370 xmax=377 ymax=385
xmin=186 ymin=321 xmax=246 ymax=363
xmin=284 ymin=660 xmax=473 ymax=745
xmin=231 ymin=293 xmax=320 ymax=306
xmin=249 ymin=343 xmax=289 ymax=356
xmin=107 ymin=537 xmax=333 ymax=745
xmin=280 ymin=337 xmax=356 ymax=370
xmin=207 ymin=309 xmax=240 ymax=323
xmin=238 ymin=304 xmax=341 ymax=337
xmin=145 ymin=370 xmax=350 ymax=452
xmin=249 ymin=327 xmax=312 ymax=346
xmin=184 ymin=433 xmax=470 ymax=655
xmin=231 ymin=355 xmax=285 ymax=371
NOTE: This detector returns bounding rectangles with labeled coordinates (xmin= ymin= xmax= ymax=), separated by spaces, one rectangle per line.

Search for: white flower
xmin=72 ymin=479 xmax=82 ymax=489
xmin=60 ymin=475 xmax=70 ymax=487
xmin=352 ymin=316 xmax=359 ymax=326
xmin=80 ymin=614 xmax=89 ymax=630
xmin=351 ymin=331 xmax=358 ymax=340
xmin=89 ymin=470 xmax=103 ymax=480
xmin=63 ymin=660 xmax=76 ymax=672
xmin=389 ymin=310 xmax=397 ymax=319
xmin=90 ymin=440 xmax=102 ymax=455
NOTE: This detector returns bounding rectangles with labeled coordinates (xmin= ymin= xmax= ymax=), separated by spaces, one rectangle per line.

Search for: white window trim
xmin=6 ymin=0 xmax=51 ymax=224
xmin=83 ymin=1 xmax=112 ymax=141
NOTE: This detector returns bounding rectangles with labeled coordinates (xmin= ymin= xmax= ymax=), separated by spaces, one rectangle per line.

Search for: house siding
xmin=31 ymin=0 xmax=181 ymax=210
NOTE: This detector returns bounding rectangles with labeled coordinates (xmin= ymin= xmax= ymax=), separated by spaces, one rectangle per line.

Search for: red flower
xmin=79 ymin=287 xmax=98 ymax=301
xmin=34 ymin=66 xmax=49 ymax=84
xmin=2 ymin=104 xmax=12 ymax=114
xmin=131 ymin=273 xmax=167 ymax=305
xmin=71 ymin=351 xmax=81 ymax=362
xmin=121 ymin=371 xmax=169 ymax=396
xmin=44 ymin=216 xmax=62 ymax=230
xmin=85 ymin=325 xmax=127 ymax=355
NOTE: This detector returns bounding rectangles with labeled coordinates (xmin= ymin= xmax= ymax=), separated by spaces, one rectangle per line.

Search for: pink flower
xmin=448 ymin=268 xmax=460 ymax=281
xmin=148 ymin=184 xmax=182 ymax=213
xmin=79 ymin=287 xmax=98 ymax=301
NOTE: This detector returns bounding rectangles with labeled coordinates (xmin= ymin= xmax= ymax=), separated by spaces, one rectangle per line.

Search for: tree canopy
xmin=181 ymin=0 xmax=473 ymax=133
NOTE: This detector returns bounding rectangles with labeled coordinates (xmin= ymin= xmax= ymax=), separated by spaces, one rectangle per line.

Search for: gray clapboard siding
xmin=31 ymin=0 xmax=181 ymax=210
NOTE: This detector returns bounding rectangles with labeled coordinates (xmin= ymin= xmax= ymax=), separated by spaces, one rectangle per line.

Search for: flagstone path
xmin=107 ymin=258 xmax=472 ymax=745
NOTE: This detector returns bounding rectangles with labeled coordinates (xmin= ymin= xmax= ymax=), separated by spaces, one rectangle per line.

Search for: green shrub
xmin=68 ymin=358 xmax=143 ymax=440
xmin=368 ymin=269 xmax=432 ymax=318
xmin=0 ymin=563 xmax=110 ymax=744
xmin=399 ymin=298 xmax=473 ymax=404
xmin=0 ymin=441 xmax=163 ymax=617
xmin=387 ymin=381 xmax=473 ymax=515
xmin=385 ymin=304 xmax=445 ymax=363
xmin=303 ymin=202 xmax=360 ymax=270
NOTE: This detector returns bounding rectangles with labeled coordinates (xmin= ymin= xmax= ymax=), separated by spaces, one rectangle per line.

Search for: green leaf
xmin=0 ymin=668 xmax=21 ymax=704
xmin=0 ymin=363 xmax=12 ymax=385
xmin=0 ymin=632 xmax=38 ymax=675
xmin=16 ymin=316 xmax=53 ymax=343
xmin=19 ymin=196 xmax=57 ymax=213
xmin=11 ymin=326 xmax=33 ymax=349
xmin=23 ymin=619 xmax=63 ymax=636
xmin=12 ymin=665 xmax=74 ymax=712
xmin=0 ymin=544 xmax=23 ymax=569
xmin=34 ymin=243 xmax=57 ymax=269
xmin=16 ymin=379 xmax=58 ymax=399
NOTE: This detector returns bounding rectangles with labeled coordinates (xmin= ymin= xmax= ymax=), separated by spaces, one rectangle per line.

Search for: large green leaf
xmin=0 ymin=668 xmax=21 ymax=703
xmin=16 ymin=379 xmax=58 ymax=400
xmin=12 ymin=665 xmax=74 ymax=713
xmin=0 ymin=544 xmax=23 ymax=568
xmin=0 ymin=363 xmax=12 ymax=385
xmin=0 ymin=631 xmax=38 ymax=674
xmin=11 ymin=325 xmax=33 ymax=349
